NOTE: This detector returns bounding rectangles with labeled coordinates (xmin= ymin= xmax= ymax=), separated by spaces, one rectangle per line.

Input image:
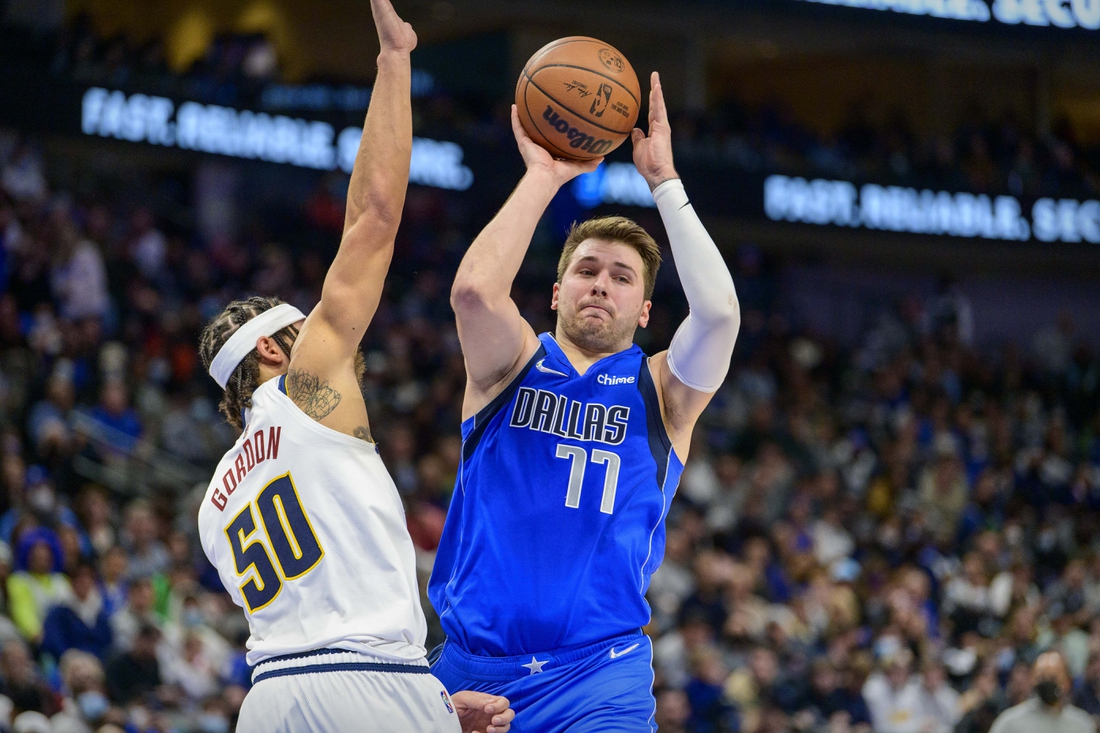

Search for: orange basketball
xmin=515 ymin=37 xmax=641 ymax=161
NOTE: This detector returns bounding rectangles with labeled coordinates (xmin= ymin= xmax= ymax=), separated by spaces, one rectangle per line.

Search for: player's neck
xmin=553 ymin=328 xmax=630 ymax=376
xmin=256 ymin=363 xmax=286 ymax=386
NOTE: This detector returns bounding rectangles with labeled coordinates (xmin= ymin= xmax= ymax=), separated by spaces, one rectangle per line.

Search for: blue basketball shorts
xmin=430 ymin=631 xmax=656 ymax=733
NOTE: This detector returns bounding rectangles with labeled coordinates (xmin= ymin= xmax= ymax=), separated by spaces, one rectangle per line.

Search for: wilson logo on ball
xmin=598 ymin=48 xmax=625 ymax=73
xmin=542 ymin=106 xmax=615 ymax=155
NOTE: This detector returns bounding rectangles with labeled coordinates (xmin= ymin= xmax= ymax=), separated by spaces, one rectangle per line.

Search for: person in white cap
xmin=193 ymin=2 xmax=513 ymax=732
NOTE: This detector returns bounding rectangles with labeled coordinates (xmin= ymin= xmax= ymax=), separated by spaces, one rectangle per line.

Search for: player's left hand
xmin=451 ymin=690 xmax=515 ymax=733
xmin=631 ymin=70 xmax=679 ymax=191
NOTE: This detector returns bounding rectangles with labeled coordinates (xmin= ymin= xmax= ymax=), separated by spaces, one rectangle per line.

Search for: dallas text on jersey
xmin=508 ymin=387 xmax=630 ymax=445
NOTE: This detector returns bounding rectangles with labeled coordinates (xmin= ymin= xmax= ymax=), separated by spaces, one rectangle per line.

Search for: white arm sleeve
xmin=654 ymin=179 xmax=740 ymax=393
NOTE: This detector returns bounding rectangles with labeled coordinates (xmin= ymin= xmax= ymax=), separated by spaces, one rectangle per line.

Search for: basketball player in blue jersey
xmin=194 ymin=1 xmax=513 ymax=731
xmin=429 ymin=71 xmax=741 ymax=732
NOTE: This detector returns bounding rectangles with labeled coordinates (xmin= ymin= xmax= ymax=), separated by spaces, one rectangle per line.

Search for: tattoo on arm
xmin=286 ymin=369 xmax=342 ymax=420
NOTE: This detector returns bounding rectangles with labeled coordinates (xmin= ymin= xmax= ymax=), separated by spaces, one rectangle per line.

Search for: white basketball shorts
xmin=237 ymin=648 xmax=461 ymax=733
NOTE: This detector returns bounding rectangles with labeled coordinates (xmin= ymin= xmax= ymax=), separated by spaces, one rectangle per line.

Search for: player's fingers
xmin=510 ymin=105 xmax=527 ymax=143
xmin=631 ymin=128 xmax=645 ymax=146
xmin=369 ymin=0 xmax=399 ymax=23
xmin=652 ymin=72 xmax=668 ymax=124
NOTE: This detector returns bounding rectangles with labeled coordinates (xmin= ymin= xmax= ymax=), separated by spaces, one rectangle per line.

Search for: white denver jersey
xmin=198 ymin=377 xmax=426 ymax=666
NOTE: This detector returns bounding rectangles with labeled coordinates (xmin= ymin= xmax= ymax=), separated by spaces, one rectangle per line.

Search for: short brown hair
xmin=558 ymin=216 xmax=661 ymax=299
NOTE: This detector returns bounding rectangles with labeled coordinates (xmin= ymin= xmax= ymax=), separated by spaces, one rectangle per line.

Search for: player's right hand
xmin=451 ymin=690 xmax=515 ymax=733
xmin=370 ymin=0 xmax=417 ymax=55
xmin=511 ymin=105 xmax=601 ymax=188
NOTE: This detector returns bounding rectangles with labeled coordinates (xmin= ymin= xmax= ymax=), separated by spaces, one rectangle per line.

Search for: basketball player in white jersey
xmin=195 ymin=2 xmax=513 ymax=732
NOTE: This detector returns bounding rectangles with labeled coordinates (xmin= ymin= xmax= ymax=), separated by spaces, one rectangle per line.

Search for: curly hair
xmin=198 ymin=296 xmax=300 ymax=431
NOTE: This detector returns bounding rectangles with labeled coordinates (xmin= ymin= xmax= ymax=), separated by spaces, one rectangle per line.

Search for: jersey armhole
xmin=638 ymin=357 xmax=674 ymax=488
xmin=461 ymin=344 xmax=547 ymax=461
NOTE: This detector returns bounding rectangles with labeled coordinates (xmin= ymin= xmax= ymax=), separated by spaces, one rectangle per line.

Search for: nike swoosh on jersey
xmin=534 ymin=359 xmax=569 ymax=377
xmin=609 ymin=642 xmax=641 ymax=659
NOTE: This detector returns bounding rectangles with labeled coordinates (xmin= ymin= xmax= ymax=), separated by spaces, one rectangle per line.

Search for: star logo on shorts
xmin=521 ymin=657 xmax=547 ymax=674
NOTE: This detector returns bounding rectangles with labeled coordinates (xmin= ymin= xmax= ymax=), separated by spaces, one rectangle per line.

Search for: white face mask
xmin=77 ymin=690 xmax=109 ymax=721
xmin=28 ymin=485 xmax=54 ymax=513
xmin=198 ymin=713 xmax=230 ymax=733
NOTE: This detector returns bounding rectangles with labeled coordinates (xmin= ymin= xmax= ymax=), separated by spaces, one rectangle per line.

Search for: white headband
xmin=209 ymin=303 xmax=306 ymax=389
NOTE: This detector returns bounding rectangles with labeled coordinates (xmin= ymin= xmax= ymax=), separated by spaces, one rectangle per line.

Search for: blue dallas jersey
xmin=429 ymin=333 xmax=684 ymax=656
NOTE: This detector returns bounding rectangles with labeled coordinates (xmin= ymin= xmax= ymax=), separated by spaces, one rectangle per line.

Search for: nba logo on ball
xmin=441 ymin=691 xmax=454 ymax=714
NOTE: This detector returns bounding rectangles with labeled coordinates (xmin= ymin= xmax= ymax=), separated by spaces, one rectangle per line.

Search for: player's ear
xmin=255 ymin=335 xmax=286 ymax=366
xmin=551 ymin=282 xmax=560 ymax=311
xmin=638 ymin=300 xmax=651 ymax=328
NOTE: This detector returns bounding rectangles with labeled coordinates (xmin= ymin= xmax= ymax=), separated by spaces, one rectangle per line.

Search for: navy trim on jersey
xmin=260 ymin=647 xmax=354 ymax=665
xmin=637 ymin=358 xmax=672 ymax=488
xmin=462 ymin=344 xmax=547 ymax=461
xmin=278 ymin=374 xmax=288 ymax=395
xmin=253 ymin=661 xmax=430 ymax=684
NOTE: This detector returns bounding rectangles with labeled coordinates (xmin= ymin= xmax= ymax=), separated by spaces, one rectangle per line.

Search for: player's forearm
xmin=451 ymin=170 xmax=559 ymax=307
xmin=656 ymin=180 xmax=738 ymax=325
xmin=344 ymin=50 xmax=412 ymax=234
xmin=657 ymin=179 xmax=740 ymax=393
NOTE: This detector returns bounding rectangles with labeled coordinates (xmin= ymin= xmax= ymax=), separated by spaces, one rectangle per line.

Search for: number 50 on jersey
xmin=224 ymin=472 xmax=325 ymax=612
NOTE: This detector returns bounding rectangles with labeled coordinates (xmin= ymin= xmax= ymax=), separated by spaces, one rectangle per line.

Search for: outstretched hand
xmin=451 ymin=690 xmax=515 ymax=733
xmin=370 ymin=0 xmax=417 ymax=54
xmin=631 ymin=71 xmax=679 ymax=191
xmin=511 ymin=105 xmax=602 ymax=188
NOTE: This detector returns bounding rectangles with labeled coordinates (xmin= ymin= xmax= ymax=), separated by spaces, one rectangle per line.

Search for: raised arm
xmin=294 ymin=0 xmax=416 ymax=366
xmin=633 ymin=72 xmax=740 ymax=454
xmin=451 ymin=107 xmax=600 ymax=418
xmin=280 ymin=0 xmax=415 ymax=437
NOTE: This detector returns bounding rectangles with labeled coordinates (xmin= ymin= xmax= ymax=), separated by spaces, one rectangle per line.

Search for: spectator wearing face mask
xmin=49 ymin=649 xmax=122 ymax=733
xmin=7 ymin=527 xmax=71 ymax=643
xmin=989 ymin=651 xmax=1095 ymax=733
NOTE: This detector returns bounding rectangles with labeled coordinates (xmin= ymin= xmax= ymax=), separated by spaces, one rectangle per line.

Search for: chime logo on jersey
xmin=508 ymin=387 xmax=629 ymax=445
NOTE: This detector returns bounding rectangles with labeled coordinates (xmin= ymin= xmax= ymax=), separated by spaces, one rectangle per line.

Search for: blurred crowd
xmin=671 ymin=102 xmax=1098 ymax=201
xmin=0 ymin=10 xmax=1099 ymax=733
xmin=2 ymin=118 xmax=1100 ymax=733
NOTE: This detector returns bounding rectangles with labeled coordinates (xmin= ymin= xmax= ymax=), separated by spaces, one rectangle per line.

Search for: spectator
xmin=83 ymin=379 xmax=142 ymax=456
xmin=104 ymin=625 xmax=162 ymax=706
xmin=96 ymin=546 xmax=127 ymax=618
xmin=911 ymin=660 xmax=958 ymax=733
xmin=0 ymin=639 xmax=58 ymax=717
xmin=655 ymin=688 xmax=692 ymax=733
xmin=120 ymin=502 xmax=168 ymax=581
xmin=25 ymin=372 xmax=76 ymax=461
xmin=49 ymin=649 xmax=119 ymax=733
xmin=7 ymin=528 xmax=71 ymax=643
xmin=989 ymin=651 xmax=1095 ymax=733
xmin=48 ymin=210 xmax=109 ymax=322
xmin=41 ymin=562 xmax=112 ymax=661
xmin=109 ymin=578 xmax=158 ymax=653
xmin=1073 ymin=652 xmax=1100 ymax=725
xmin=861 ymin=649 xmax=922 ymax=733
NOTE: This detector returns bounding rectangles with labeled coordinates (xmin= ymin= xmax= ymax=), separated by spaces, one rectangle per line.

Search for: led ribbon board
xmin=797 ymin=0 xmax=1100 ymax=29
xmin=80 ymin=87 xmax=473 ymax=191
xmin=765 ymin=174 xmax=1100 ymax=244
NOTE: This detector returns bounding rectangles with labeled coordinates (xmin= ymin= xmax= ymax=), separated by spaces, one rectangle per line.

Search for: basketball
xmin=515 ymin=36 xmax=641 ymax=161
